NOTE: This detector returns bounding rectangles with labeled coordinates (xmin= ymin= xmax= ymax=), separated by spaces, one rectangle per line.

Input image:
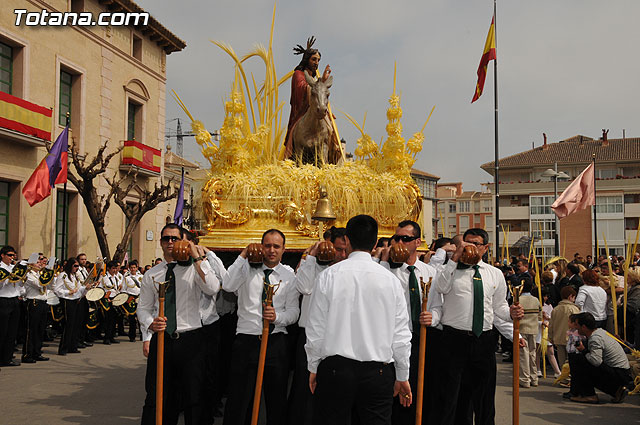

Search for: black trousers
xmin=127 ymin=310 xmax=138 ymax=341
xmin=569 ymin=352 xmax=631 ymax=397
xmin=141 ymin=329 xmax=207 ymax=425
xmin=214 ymin=312 xmax=237 ymax=407
xmin=223 ymin=332 xmax=289 ymax=425
xmin=287 ymin=327 xmax=313 ymax=425
xmin=392 ymin=331 xmax=421 ymax=425
xmin=23 ymin=299 xmax=47 ymax=359
xmin=313 ymin=355 xmax=395 ymax=425
xmin=59 ymin=298 xmax=80 ymax=354
xmin=101 ymin=301 xmax=116 ymax=341
xmin=76 ymin=298 xmax=89 ymax=343
xmin=202 ymin=321 xmax=220 ymax=424
xmin=0 ymin=296 xmax=19 ymax=363
xmin=428 ymin=326 xmax=495 ymax=425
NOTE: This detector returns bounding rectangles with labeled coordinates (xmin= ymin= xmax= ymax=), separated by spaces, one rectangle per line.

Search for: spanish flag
xmin=22 ymin=126 xmax=68 ymax=207
xmin=471 ymin=16 xmax=496 ymax=103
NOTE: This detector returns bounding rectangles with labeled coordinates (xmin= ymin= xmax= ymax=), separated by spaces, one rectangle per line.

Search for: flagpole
xmin=493 ymin=0 xmax=500 ymax=263
xmin=592 ymin=154 xmax=597 ymax=259
xmin=61 ymin=113 xmax=69 ymax=261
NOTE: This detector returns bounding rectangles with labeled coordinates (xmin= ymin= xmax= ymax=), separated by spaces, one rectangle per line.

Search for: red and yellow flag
xmin=471 ymin=16 xmax=496 ymax=103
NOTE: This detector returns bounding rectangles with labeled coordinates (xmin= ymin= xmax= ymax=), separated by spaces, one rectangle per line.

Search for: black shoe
xmin=77 ymin=343 xmax=87 ymax=348
xmin=109 ymin=339 xmax=120 ymax=344
xmin=68 ymin=349 xmax=81 ymax=353
xmin=129 ymin=338 xmax=136 ymax=342
xmin=58 ymin=351 xmax=67 ymax=356
xmin=1 ymin=361 xmax=20 ymax=366
xmin=21 ymin=357 xmax=36 ymax=364
xmin=103 ymin=340 xmax=111 ymax=345
xmin=502 ymin=356 xmax=513 ymax=363
xmin=562 ymin=391 xmax=574 ymax=399
xmin=83 ymin=342 xmax=93 ymax=347
xmin=34 ymin=356 xmax=49 ymax=361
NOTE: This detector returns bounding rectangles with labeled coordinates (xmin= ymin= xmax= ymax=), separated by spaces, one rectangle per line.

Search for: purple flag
xmin=173 ymin=170 xmax=184 ymax=226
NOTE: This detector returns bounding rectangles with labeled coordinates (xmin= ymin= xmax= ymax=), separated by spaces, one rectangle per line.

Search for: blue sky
xmin=137 ymin=0 xmax=640 ymax=190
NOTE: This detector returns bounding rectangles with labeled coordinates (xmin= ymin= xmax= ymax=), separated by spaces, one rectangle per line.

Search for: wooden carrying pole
xmin=510 ymin=282 xmax=524 ymax=425
xmin=250 ymin=280 xmax=280 ymax=425
xmin=155 ymin=280 xmax=167 ymax=425
xmin=415 ymin=277 xmax=432 ymax=425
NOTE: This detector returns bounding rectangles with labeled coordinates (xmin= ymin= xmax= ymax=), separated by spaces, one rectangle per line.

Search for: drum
xmin=121 ymin=295 xmax=138 ymax=316
xmin=86 ymin=308 xmax=100 ymax=329
xmin=112 ymin=292 xmax=129 ymax=307
xmin=86 ymin=287 xmax=105 ymax=302
xmin=46 ymin=291 xmax=60 ymax=306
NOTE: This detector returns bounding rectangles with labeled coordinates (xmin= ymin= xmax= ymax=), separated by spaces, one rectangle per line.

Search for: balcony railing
xmin=0 ymin=91 xmax=52 ymax=146
xmin=120 ymin=140 xmax=161 ymax=177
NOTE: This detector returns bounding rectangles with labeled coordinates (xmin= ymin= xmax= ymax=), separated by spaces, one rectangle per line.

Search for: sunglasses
xmin=467 ymin=241 xmax=487 ymax=247
xmin=161 ymin=235 xmax=180 ymax=243
xmin=4 ymin=253 xmax=16 ymax=257
xmin=391 ymin=235 xmax=419 ymax=243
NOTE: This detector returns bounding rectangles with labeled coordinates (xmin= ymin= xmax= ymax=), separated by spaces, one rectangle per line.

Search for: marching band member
xmin=21 ymin=255 xmax=49 ymax=363
xmin=222 ymin=229 xmax=299 ymax=425
xmin=123 ymin=260 xmax=142 ymax=342
xmin=305 ymin=215 xmax=413 ymax=424
xmin=99 ymin=260 xmax=123 ymax=345
xmin=138 ymin=223 xmax=220 ymax=425
xmin=75 ymin=253 xmax=93 ymax=348
xmin=0 ymin=245 xmax=19 ymax=366
xmin=53 ymin=258 xmax=88 ymax=355
xmin=287 ymin=226 xmax=347 ymax=425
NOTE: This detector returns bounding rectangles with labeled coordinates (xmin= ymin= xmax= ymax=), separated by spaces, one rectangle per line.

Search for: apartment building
xmin=481 ymin=133 xmax=640 ymax=259
xmin=0 ymin=0 xmax=184 ymax=261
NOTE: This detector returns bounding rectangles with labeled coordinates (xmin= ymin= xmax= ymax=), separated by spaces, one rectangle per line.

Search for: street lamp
xmin=542 ymin=166 xmax=570 ymax=256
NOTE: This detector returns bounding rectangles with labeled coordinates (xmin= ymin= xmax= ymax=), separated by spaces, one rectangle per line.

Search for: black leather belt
xmin=443 ymin=325 xmax=491 ymax=337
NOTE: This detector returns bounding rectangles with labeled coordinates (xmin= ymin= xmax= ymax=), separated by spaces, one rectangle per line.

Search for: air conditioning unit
xmin=510 ymin=196 xmax=518 ymax=201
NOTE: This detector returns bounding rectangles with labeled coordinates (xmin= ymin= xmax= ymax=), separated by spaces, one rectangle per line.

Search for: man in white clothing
xmin=306 ymin=214 xmax=413 ymax=425
xmin=137 ymin=223 xmax=220 ymax=425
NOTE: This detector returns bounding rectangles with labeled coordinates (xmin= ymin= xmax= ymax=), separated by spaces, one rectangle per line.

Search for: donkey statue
xmin=292 ymin=73 xmax=339 ymax=166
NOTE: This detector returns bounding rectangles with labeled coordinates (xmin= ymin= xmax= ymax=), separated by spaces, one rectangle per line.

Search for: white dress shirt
xmin=381 ymin=260 xmax=438 ymax=332
xmin=54 ymin=272 xmax=86 ymax=300
xmin=434 ymin=260 xmax=511 ymax=332
xmin=224 ymin=256 xmax=299 ymax=335
xmin=295 ymin=255 xmax=327 ymax=329
xmin=99 ymin=273 xmax=123 ymax=298
xmin=24 ymin=270 xmax=47 ymax=301
xmin=200 ymin=251 xmax=227 ymax=326
xmin=123 ymin=273 xmax=142 ymax=296
xmin=0 ymin=261 xmax=19 ymax=298
xmin=305 ymin=251 xmax=412 ymax=381
xmin=137 ymin=259 xmax=219 ymax=335
xmin=575 ymin=284 xmax=607 ymax=321
xmin=76 ymin=266 xmax=89 ymax=283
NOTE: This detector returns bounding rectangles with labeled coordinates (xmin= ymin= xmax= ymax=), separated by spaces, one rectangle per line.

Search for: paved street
xmin=1 ymin=337 xmax=639 ymax=424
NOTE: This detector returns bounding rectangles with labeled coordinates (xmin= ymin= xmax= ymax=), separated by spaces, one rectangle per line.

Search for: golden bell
xmin=312 ymin=186 xmax=336 ymax=221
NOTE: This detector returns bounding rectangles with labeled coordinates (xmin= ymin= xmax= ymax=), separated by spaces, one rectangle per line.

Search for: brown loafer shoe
xmin=570 ymin=395 xmax=599 ymax=404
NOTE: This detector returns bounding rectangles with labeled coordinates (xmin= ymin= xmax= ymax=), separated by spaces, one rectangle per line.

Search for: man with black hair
xmin=0 ymin=245 xmax=19 ymax=366
xmin=223 ymin=228 xmax=299 ymax=425
xmin=98 ymin=260 xmax=123 ymax=345
xmin=570 ymin=312 xmax=631 ymax=404
xmin=138 ymin=222 xmax=219 ymax=425
xmin=430 ymin=228 xmax=524 ymax=425
xmin=287 ymin=227 xmax=347 ymax=425
xmin=306 ymin=215 xmax=412 ymax=425
xmin=564 ymin=263 xmax=583 ymax=292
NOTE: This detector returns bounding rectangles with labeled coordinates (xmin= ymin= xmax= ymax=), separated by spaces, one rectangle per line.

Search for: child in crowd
xmin=537 ymin=288 xmax=562 ymax=377
xmin=519 ymin=278 xmax=542 ymax=388
xmin=549 ymin=286 xmax=580 ymax=367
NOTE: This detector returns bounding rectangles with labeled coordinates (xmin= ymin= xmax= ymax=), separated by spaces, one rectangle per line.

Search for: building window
xmin=0 ymin=42 xmax=12 ymax=94
xmin=458 ymin=201 xmax=470 ymax=213
xmin=0 ymin=182 xmax=9 ymax=245
xmin=132 ymin=35 xmax=142 ymax=61
xmin=530 ymin=195 xmax=555 ymax=216
xmin=595 ymin=196 xmax=623 ymax=214
xmin=596 ymin=168 xmax=617 ymax=180
xmin=625 ymin=217 xmax=639 ymax=230
xmin=59 ymin=70 xmax=72 ymax=125
xmin=55 ymin=190 xmax=70 ymax=260
xmin=127 ymin=100 xmax=141 ymax=140
xmin=449 ymin=204 xmax=456 ymax=213
xmin=531 ymin=218 xmax=556 ymax=240
xmin=483 ymin=200 xmax=492 ymax=212
xmin=459 ymin=215 xmax=469 ymax=230
xmin=71 ymin=0 xmax=84 ymax=13
xmin=624 ymin=194 xmax=640 ymax=204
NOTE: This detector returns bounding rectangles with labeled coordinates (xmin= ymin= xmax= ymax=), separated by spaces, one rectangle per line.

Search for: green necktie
xmin=262 ymin=269 xmax=274 ymax=303
xmin=472 ymin=264 xmax=484 ymax=337
xmin=164 ymin=262 xmax=177 ymax=336
xmin=407 ymin=265 xmax=421 ymax=328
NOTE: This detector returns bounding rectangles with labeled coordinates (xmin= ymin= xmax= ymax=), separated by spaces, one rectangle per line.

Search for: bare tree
xmin=67 ymin=139 xmax=177 ymax=261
